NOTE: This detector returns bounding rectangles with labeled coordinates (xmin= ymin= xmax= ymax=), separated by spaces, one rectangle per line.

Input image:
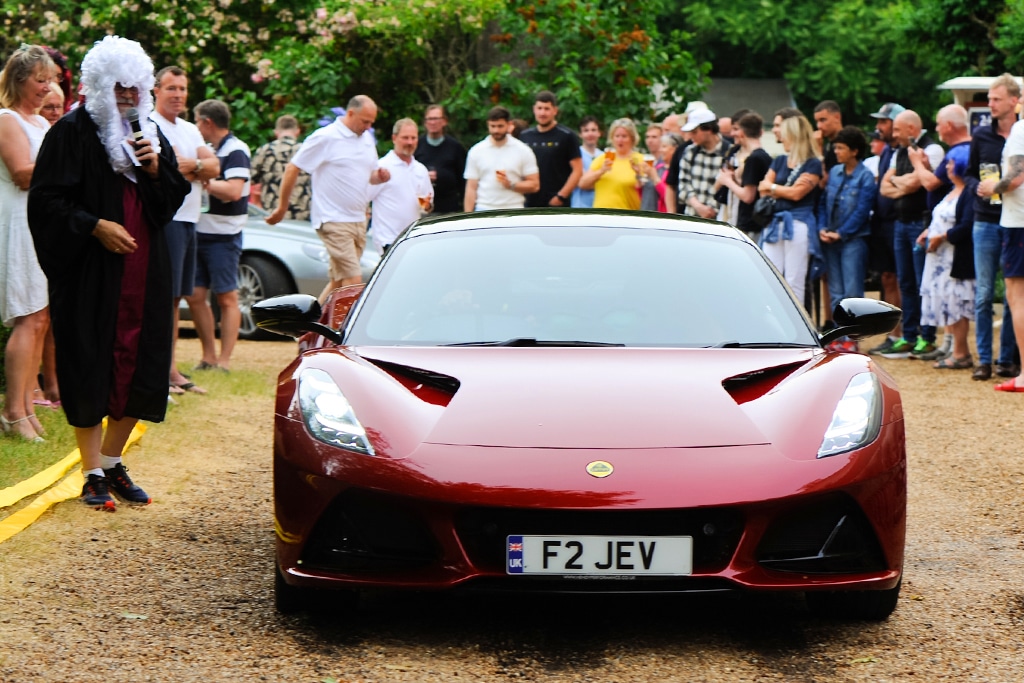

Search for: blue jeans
xmin=824 ymin=236 xmax=869 ymax=305
xmin=973 ymin=220 xmax=1016 ymax=365
xmin=893 ymin=218 xmax=935 ymax=343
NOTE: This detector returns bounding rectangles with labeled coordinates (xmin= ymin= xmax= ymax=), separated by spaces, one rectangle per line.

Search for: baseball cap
xmin=868 ymin=130 xmax=883 ymax=141
xmin=684 ymin=101 xmax=709 ymax=115
xmin=870 ymin=103 xmax=906 ymax=120
xmin=681 ymin=108 xmax=717 ymax=132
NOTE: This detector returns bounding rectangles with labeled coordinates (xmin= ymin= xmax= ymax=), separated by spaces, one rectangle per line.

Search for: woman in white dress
xmin=0 ymin=46 xmax=54 ymax=441
xmin=918 ymin=145 xmax=977 ymax=370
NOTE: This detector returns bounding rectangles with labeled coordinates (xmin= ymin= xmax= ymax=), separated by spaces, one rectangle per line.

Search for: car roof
xmin=406 ymin=209 xmax=747 ymax=242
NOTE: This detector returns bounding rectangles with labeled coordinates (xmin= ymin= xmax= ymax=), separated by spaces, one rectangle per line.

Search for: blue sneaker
xmin=81 ymin=474 xmax=116 ymax=511
xmin=102 ymin=463 xmax=151 ymax=505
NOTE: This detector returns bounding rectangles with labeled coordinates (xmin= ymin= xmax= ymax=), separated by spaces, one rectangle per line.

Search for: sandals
xmin=192 ymin=361 xmax=227 ymax=373
xmin=0 ymin=414 xmax=45 ymax=443
xmin=994 ymin=379 xmax=1024 ymax=392
xmin=933 ymin=356 xmax=973 ymax=370
xmin=172 ymin=381 xmax=207 ymax=395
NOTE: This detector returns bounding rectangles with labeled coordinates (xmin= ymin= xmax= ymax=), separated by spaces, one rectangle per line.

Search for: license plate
xmin=506 ymin=535 xmax=693 ymax=576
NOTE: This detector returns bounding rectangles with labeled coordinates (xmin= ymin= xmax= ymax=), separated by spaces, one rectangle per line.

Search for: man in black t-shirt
xmin=519 ymin=91 xmax=582 ymax=207
xmin=414 ymin=105 xmax=467 ymax=214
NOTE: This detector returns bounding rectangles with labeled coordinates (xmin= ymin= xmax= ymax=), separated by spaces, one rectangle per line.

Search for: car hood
xmin=289 ymin=347 xmax=897 ymax=455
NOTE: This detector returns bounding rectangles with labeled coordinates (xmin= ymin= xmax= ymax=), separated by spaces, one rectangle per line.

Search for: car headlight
xmin=817 ymin=373 xmax=882 ymax=458
xmin=301 ymin=243 xmax=330 ymax=263
xmin=297 ymin=368 xmax=375 ymax=455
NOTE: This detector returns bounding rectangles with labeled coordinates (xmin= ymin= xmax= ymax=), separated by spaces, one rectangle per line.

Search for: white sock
xmin=100 ymin=455 xmax=122 ymax=470
xmin=84 ymin=468 xmax=104 ymax=479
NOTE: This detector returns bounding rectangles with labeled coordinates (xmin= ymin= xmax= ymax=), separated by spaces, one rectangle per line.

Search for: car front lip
xmin=273 ymin=422 xmax=905 ymax=594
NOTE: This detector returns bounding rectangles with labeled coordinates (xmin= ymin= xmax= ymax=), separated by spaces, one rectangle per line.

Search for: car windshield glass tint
xmin=348 ymin=226 xmax=817 ymax=347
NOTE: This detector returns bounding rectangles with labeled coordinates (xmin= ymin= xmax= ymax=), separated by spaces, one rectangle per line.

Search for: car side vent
xmin=370 ymin=359 xmax=461 ymax=406
xmin=721 ymin=362 xmax=804 ymax=405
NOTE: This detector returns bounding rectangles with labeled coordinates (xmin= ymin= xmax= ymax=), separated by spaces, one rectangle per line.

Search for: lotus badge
xmin=586 ymin=460 xmax=614 ymax=478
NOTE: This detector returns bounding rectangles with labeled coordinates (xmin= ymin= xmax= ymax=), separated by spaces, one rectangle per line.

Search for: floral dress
xmin=920 ymin=190 xmax=975 ymax=327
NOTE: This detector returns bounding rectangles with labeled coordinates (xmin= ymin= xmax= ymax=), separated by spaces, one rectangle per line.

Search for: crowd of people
xmin=394 ymin=87 xmax=1024 ymax=390
xmin=3 ymin=35 xmax=1024 ymax=510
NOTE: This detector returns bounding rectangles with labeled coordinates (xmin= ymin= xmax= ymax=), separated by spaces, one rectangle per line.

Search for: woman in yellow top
xmin=578 ymin=118 xmax=646 ymax=210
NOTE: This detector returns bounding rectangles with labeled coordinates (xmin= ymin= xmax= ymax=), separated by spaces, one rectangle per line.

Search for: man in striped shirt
xmin=189 ymin=99 xmax=250 ymax=371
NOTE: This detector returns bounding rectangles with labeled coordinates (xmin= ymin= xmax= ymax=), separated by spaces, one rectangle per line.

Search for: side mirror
xmin=252 ymin=294 xmax=344 ymax=344
xmin=820 ymin=298 xmax=902 ymax=345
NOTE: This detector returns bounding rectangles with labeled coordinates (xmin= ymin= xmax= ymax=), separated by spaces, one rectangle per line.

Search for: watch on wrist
xmin=195 ymin=158 xmax=203 ymax=174
xmin=557 ymin=194 xmax=568 ymax=202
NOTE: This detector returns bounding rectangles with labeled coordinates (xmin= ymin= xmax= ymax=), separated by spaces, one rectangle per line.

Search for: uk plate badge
xmin=507 ymin=535 xmax=524 ymax=573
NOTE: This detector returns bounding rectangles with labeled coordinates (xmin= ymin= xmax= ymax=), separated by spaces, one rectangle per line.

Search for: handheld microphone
xmin=125 ymin=107 xmax=151 ymax=166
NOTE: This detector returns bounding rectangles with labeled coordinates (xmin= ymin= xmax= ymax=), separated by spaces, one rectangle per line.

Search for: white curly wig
xmin=80 ymin=35 xmax=160 ymax=174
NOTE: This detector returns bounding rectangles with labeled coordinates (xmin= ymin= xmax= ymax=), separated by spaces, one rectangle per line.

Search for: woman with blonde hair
xmin=0 ymin=45 xmax=54 ymax=441
xmin=757 ymin=115 xmax=824 ymax=304
xmin=579 ymin=117 xmax=647 ymax=210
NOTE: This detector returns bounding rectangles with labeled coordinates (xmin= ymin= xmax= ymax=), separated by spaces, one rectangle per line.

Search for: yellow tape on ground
xmin=0 ymin=472 xmax=83 ymax=543
xmin=0 ymin=423 xmax=147 ymax=544
xmin=0 ymin=450 xmax=82 ymax=509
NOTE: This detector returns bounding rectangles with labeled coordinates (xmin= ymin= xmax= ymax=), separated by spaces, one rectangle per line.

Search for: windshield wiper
xmin=444 ymin=337 xmax=625 ymax=347
xmin=708 ymin=341 xmax=814 ymax=349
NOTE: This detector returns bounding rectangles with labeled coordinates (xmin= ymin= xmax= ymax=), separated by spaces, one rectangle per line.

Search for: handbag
xmin=751 ymin=195 xmax=776 ymax=228
xmin=750 ymin=160 xmax=806 ymax=229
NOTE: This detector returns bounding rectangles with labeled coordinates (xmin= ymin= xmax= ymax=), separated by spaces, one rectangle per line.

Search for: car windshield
xmin=346 ymin=225 xmax=817 ymax=347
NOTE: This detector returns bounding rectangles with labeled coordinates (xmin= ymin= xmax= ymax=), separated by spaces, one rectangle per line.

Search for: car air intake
xmin=756 ymin=494 xmax=888 ymax=574
xmin=301 ymin=489 xmax=440 ymax=573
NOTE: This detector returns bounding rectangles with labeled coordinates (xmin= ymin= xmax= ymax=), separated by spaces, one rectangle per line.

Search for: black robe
xmin=28 ymin=107 xmax=190 ymax=428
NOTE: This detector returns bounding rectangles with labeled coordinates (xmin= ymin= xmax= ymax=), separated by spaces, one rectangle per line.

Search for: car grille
xmin=300 ymin=489 xmax=440 ymax=573
xmin=455 ymin=507 xmax=744 ymax=574
xmin=755 ymin=494 xmax=888 ymax=574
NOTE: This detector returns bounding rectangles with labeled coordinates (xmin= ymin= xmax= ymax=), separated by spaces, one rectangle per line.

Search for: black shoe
xmin=972 ymin=364 xmax=992 ymax=381
xmin=81 ymin=474 xmax=115 ymax=510
xmin=102 ymin=463 xmax=152 ymax=505
xmin=995 ymin=363 xmax=1021 ymax=378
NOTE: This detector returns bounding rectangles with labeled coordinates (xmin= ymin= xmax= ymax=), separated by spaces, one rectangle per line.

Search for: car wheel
xmin=237 ymin=255 xmax=293 ymax=341
xmin=805 ymin=579 xmax=901 ymax=621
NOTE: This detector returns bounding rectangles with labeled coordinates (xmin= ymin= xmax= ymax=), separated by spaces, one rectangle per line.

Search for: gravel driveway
xmin=2 ymin=336 xmax=1023 ymax=682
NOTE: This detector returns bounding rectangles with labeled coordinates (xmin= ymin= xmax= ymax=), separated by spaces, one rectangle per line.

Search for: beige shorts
xmin=317 ymin=220 xmax=367 ymax=281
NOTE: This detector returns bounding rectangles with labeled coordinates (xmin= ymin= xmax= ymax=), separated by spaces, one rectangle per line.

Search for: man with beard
xmin=28 ymin=36 xmax=190 ymax=510
xmin=463 ymin=106 xmax=539 ymax=211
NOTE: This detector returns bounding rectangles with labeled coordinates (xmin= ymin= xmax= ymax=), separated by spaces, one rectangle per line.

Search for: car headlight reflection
xmin=298 ymin=368 xmax=376 ymax=455
xmin=817 ymin=373 xmax=881 ymax=458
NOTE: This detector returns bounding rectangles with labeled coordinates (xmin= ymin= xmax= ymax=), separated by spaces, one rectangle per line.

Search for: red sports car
xmin=254 ymin=209 xmax=905 ymax=619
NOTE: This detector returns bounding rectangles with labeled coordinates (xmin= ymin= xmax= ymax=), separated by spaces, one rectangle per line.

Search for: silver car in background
xmin=182 ymin=205 xmax=380 ymax=340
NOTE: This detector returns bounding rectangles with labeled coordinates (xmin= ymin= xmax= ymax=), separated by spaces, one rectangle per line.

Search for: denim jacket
xmin=817 ymin=162 xmax=877 ymax=240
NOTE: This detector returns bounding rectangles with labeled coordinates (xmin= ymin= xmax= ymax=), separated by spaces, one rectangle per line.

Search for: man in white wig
xmin=28 ymin=36 xmax=190 ymax=510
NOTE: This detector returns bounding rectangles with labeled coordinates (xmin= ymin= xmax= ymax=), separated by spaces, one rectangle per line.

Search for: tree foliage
xmin=6 ymin=0 xmax=1024 ymax=143
xmin=1 ymin=0 xmax=501 ymax=144
xmin=3 ymin=0 xmax=698 ymax=144
xmin=677 ymin=0 xmax=1024 ymax=127
xmin=447 ymin=0 xmax=709 ymax=136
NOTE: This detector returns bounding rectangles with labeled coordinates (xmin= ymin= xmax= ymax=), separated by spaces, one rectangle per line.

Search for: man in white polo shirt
xmin=368 ymin=118 xmax=433 ymax=253
xmin=267 ymin=95 xmax=391 ymax=299
xmin=464 ymin=106 xmax=539 ymax=211
xmin=150 ymin=66 xmax=220 ymax=393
